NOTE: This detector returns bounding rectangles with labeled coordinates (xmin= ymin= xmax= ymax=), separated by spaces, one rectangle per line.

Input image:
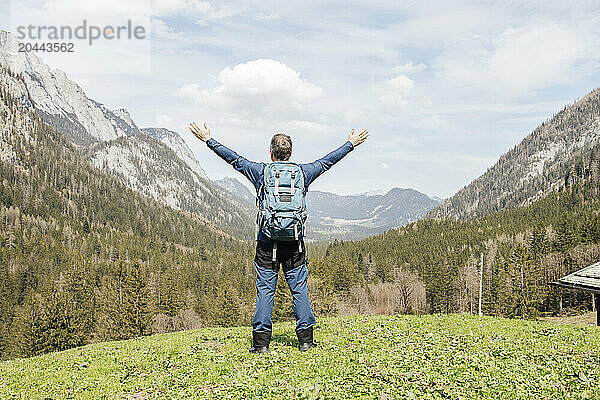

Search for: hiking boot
xmin=249 ymin=330 xmax=271 ymax=354
xmin=296 ymin=326 xmax=317 ymax=351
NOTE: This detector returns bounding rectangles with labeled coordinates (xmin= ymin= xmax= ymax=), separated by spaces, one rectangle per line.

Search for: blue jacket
xmin=206 ymin=138 xmax=354 ymax=241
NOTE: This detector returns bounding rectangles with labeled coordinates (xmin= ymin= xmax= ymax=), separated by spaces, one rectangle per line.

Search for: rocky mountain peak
xmin=0 ymin=30 xmax=140 ymax=145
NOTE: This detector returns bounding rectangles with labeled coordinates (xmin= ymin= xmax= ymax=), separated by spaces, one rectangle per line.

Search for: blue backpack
xmin=257 ymin=162 xmax=307 ymax=259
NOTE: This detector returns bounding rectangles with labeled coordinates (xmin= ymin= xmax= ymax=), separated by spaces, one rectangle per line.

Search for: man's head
xmin=270 ymin=133 xmax=292 ymax=161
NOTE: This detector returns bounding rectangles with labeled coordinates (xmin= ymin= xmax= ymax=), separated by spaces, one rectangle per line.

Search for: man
xmin=190 ymin=122 xmax=368 ymax=353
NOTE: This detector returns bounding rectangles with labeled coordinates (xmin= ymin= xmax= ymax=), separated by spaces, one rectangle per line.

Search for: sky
xmin=2 ymin=0 xmax=600 ymax=198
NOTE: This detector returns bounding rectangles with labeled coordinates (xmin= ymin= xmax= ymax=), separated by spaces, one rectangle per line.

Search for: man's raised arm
xmin=301 ymin=129 xmax=369 ymax=188
xmin=190 ymin=122 xmax=263 ymax=190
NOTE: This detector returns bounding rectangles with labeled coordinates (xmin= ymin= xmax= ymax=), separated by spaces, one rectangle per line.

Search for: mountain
xmin=214 ymin=177 xmax=256 ymax=204
xmin=84 ymin=134 xmax=253 ymax=238
xmin=82 ymin=131 xmax=254 ymax=238
xmin=216 ymin=176 xmax=441 ymax=240
xmin=0 ymin=32 xmax=139 ymax=145
xmin=142 ymin=127 xmax=208 ymax=180
xmin=305 ymin=188 xmax=441 ymax=239
xmin=0 ymin=31 xmax=254 ymax=238
xmin=428 ymin=88 xmax=600 ymax=219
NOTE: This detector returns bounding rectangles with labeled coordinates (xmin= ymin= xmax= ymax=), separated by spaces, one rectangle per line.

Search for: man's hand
xmin=348 ymin=129 xmax=369 ymax=147
xmin=190 ymin=122 xmax=211 ymax=142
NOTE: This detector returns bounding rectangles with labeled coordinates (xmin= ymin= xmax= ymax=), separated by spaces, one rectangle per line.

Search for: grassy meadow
xmin=1 ymin=314 xmax=599 ymax=399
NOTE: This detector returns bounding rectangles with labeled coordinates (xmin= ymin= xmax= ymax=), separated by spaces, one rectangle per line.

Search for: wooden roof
xmin=552 ymin=261 xmax=600 ymax=294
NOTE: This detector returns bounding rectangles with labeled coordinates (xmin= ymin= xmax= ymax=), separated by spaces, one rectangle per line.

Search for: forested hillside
xmin=85 ymin=133 xmax=254 ymax=239
xmin=429 ymin=88 xmax=600 ymax=219
xmin=316 ymin=143 xmax=600 ymax=317
xmin=0 ymin=68 xmax=256 ymax=360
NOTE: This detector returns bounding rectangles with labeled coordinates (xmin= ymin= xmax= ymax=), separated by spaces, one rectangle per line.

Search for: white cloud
xmin=394 ymin=62 xmax=426 ymax=75
xmin=379 ymin=74 xmax=414 ymax=109
xmin=378 ymin=162 xmax=390 ymax=169
xmin=435 ymin=19 xmax=600 ymax=97
xmin=414 ymin=116 xmax=443 ymax=130
xmin=177 ymin=59 xmax=324 ymax=120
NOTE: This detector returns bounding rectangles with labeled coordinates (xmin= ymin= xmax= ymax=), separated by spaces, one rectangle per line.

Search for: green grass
xmin=1 ymin=314 xmax=599 ymax=399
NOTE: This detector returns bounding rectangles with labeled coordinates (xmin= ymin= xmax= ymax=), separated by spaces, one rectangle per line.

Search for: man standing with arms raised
xmin=190 ymin=122 xmax=368 ymax=353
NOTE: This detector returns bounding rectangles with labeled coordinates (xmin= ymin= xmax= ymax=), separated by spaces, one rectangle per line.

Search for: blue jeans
xmin=253 ymin=261 xmax=316 ymax=332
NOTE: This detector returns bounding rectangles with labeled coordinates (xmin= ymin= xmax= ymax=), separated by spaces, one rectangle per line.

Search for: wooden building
xmin=552 ymin=261 xmax=600 ymax=326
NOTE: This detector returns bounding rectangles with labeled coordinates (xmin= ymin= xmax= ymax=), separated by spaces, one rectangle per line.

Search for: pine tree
xmin=121 ymin=261 xmax=153 ymax=338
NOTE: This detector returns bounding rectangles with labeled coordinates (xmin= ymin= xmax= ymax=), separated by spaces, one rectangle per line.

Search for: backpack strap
xmin=290 ymin=171 xmax=296 ymax=194
xmin=294 ymin=221 xmax=302 ymax=252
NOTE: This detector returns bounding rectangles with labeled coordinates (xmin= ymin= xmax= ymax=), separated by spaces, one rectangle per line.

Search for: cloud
xmin=379 ymin=74 xmax=414 ymax=109
xmin=177 ymin=59 xmax=323 ymax=120
xmin=366 ymin=148 xmax=495 ymax=175
xmin=435 ymin=19 xmax=600 ymax=97
xmin=378 ymin=162 xmax=390 ymax=169
xmin=394 ymin=62 xmax=426 ymax=75
xmin=414 ymin=116 xmax=444 ymax=130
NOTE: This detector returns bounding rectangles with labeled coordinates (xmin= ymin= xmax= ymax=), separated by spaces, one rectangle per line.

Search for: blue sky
xmin=2 ymin=1 xmax=600 ymax=197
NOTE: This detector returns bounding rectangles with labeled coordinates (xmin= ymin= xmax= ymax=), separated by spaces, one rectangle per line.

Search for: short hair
xmin=270 ymin=133 xmax=292 ymax=161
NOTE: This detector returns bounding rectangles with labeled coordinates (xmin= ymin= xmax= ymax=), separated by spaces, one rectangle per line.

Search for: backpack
xmin=257 ymin=162 xmax=307 ymax=259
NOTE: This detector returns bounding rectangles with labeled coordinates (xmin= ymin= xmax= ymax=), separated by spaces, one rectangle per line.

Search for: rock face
xmin=142 ymin=127 xmax=207 ymax=180
xmin=214 ymin=177 xmax=256 ymax=204
xmin=428 ymin=88 xmax=600 ymax=220
xmin=0 ymin=32 xmax=140 ymax=145
xmin=0 ymin=30 xmax=255 ymax=239
xmin=0 ymin=65 xmax=35 ymax=165
xmin=86 ymin=134 xmax=209 ymax=210
xmin=84 ymin=134 xmax=254 ymax=238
